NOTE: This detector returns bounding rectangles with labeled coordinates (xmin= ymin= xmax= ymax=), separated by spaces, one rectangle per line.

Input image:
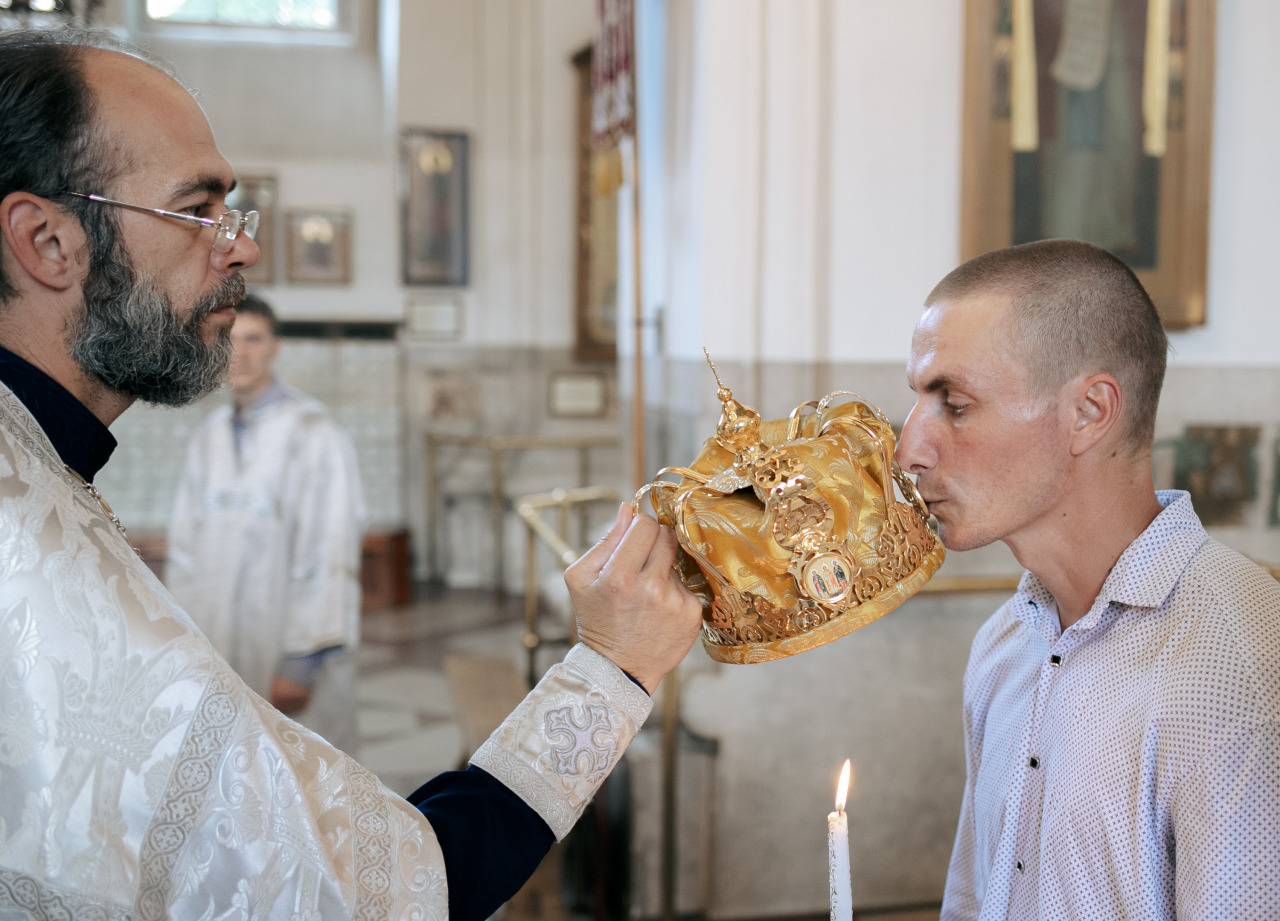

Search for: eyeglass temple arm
xmin=66 ymin=192 xmax=217 ymax=228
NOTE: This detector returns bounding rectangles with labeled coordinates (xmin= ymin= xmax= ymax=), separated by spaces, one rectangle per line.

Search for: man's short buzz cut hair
xmin=234 ymin=292 xmax=280 ymax=336
xmin=925 ymin=239 xmax=1169 ymax=452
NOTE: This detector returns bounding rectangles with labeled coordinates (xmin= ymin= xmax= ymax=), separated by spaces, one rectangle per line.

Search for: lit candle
xmin=828 ymin=759 xmax=852 ymax=921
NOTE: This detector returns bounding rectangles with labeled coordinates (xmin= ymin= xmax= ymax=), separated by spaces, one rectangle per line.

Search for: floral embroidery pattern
xmin=546 ymin=704 xmax=617 ymax=777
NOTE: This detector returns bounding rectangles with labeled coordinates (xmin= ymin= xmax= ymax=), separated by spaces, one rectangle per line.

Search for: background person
xmin=167 ymin=292 xmax=365 ymax=753
xmin=896 ymin=239 xmax=1280 ymax=919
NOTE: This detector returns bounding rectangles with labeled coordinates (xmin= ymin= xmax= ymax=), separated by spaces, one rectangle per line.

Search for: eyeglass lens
xmin=212 ymin=210 xmax=260 ymax=253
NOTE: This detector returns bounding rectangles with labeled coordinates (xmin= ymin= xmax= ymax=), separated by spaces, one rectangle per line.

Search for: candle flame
xmin=835 ymin=759 xmax=851 ymax=813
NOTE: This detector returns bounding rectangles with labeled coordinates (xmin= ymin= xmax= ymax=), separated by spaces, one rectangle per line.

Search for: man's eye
xmin=942 ymin=400 xmax=967 ymax=416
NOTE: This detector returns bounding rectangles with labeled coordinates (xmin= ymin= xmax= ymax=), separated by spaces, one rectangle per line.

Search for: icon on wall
xmin=1174 ymin=425 xmax=1260 ymax=527
xmin=226 ymin=175 xmax=277 ymax=285
xmin=285 ymin=207 xmax=353 ymax=285
xmin=400 ymin=129 xmax=469 ymax=286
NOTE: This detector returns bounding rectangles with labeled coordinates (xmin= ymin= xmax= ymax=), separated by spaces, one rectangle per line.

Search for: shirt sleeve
xmin=282 ymin=415 xmax=366 ymax=655
xmin=1172 ymin=719 xmax=1280 ymax=918
xmin=940 ymin=695 xmax=982 ymax=921
xmin=407 ymin=766 xmax=554 ymax=921
xmin=276 ymin=646 xmax=342 ymax=689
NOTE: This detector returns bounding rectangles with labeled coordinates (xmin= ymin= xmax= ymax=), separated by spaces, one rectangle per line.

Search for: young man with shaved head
xmin=897 ymin=239 xmax=1280 ymax=919
xmin=0 ymin=28 xmax=701 ymax=919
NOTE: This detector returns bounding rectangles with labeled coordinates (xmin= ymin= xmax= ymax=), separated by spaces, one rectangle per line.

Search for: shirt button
xmin=1016 ymin=860 xmax=1024 ymax=873
xmin=1049 ymin=654 xmax=1062 ymax=666
xmin=1028 ymin=756 xmax=1040 ymax=769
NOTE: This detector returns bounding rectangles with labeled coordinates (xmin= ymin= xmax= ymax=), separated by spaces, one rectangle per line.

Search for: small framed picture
xmin=400 ymin=129 xmax=469 ymax=286
xmin=226 ymin=175 xmax=277 ymax=284
xmin=548 ymin=372 xmax=608 ymax=418
xmin=285 ymin=207 xmax=353 ymax=285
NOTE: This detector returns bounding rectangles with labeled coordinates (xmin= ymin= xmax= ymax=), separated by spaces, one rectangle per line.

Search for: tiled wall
xmin=97 ymin=337 xmax=404 ymax=537
xmin=99 ymin=346 xmax=1280 ymax=580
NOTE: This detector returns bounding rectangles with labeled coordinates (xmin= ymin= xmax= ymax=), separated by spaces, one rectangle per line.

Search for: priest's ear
xmin=0 ymin=192 xmax=88 ymax=294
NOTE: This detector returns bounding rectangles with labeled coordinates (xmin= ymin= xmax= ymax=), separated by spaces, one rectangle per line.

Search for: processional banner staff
xmin=593 ymin=4 xmax=682 ymax=918
xmin=591 ymin=0 xmax=645 ymax=492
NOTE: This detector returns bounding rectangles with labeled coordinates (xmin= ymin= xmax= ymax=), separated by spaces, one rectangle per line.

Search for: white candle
xmin=828 ymin=759 xmax=852 ymax=921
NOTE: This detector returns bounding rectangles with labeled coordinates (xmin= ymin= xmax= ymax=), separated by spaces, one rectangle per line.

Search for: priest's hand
xmin=565 ymin=502 xmax=702 ymax=694
xmin=271 ymin=674 xmax=312 ymax=715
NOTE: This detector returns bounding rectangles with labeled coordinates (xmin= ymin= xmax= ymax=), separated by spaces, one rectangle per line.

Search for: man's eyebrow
xmin=918 ymin=374 xmax=958 ymax=394
xmin=168 ymin=176 xmax=236 ymax=201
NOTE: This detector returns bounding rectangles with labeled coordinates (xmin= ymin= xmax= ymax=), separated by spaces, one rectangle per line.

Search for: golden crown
xmin=636 ymin=353 xmax=945 ymax=663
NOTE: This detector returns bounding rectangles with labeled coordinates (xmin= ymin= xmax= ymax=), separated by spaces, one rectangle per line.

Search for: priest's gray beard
xmin=70 ymin=248 xmax=241 ymax=407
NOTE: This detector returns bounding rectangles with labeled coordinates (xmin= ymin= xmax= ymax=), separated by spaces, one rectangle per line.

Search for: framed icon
xmin=400 ymin=129 xmax=469 ymax=286
xmin=285 ymin=207 xmax=352 ymax=285
xmin=961 ymin=0 xmax=1216 ymax=327
xmin=226 ymin=175 xmax=277 ymax=285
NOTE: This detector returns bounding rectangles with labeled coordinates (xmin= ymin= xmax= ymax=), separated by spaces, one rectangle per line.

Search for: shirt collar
xmin=234 ymin=378 xmax=289 ymax=423
xmin=1098 ymin=491 xmax=1209 ymax=609
xmin=0 ymin=345 xmax=116 ymax=482
xmin=1013 ymin=491 xmax=1208 ymax=631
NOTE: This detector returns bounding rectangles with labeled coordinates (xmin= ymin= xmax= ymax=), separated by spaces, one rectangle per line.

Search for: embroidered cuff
xmin=468 ymin=643 xmax=653 ymax=840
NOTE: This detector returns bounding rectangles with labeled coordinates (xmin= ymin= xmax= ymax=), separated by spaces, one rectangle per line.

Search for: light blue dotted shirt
xmin=942 ymin=491 xmax=1280 ymax=920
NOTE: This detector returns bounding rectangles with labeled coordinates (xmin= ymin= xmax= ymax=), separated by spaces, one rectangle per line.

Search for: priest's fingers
xmin=565 ymin=502 xmax=632 ymax=584
xmin=567 ymin=510 xmax=701 ymax=694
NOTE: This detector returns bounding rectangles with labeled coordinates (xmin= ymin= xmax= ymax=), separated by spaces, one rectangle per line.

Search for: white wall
xmin=1175 ymin=0 xmax=1280 ymax=364
xmin=662 ymin=0 xmax=1280 ymax=373
xmin=397 ymin=0 xmax=594 ymax=347
xmin=104 ymin=0 xmax=594 ymax=338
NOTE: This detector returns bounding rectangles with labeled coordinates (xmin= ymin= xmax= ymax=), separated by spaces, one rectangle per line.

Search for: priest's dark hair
xmin=0 ymin=28 xmax=174 ymax=306
xmin=925 ymin=238 xmax=1169 ymax=454
xmin=234 ymin=292 xmax=281 ymax=337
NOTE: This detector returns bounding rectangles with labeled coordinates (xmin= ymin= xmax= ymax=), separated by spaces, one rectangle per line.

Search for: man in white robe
xmin=0 ymin=28 xmax=703 ymax=920
xmin=168 ymin=294 xmax=365 ymax=753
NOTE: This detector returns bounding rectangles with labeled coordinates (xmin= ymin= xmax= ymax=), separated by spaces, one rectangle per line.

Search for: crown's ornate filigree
xmin=636 ymin=353 xmax=945 ymax=663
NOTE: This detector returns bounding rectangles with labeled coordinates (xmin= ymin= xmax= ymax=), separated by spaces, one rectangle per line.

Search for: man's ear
xmin=0 ymin=192 xmax=86 ymax=293
xmin=1068 ymin=372 xmax=1123 ymax=457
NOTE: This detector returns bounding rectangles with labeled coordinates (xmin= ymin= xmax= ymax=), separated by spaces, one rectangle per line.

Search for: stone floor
xmin=355 ymin=585 xmax=532 ymax=797
xmin=354 ymin=587 xmax=938 ymax=921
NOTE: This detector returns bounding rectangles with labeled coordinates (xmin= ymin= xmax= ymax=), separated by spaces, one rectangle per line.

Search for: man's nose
xmin=212 ymin=230 xmax=260 ymax=275
xmin=895 ymin=404 xmax=934 ymax=474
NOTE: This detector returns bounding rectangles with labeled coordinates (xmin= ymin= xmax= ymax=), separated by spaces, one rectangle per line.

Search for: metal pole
xmin=490 ymin=444 xmax=504 ymax=593
xmin=630 ymin=121 xmax=646 ymax=490
xmin=425 ymin=435 xmax=439 ymax=582
xmin=523 ymin=526 xmax=539 ymax=689
xmin=660 ymin=669 xmax=679 ymax=921
xmin=629 ymin=9 xmax=677 ymax=917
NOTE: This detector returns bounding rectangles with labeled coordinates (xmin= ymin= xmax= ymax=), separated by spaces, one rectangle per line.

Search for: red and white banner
xmin=592 ymin=0 xmax=635 ymax=148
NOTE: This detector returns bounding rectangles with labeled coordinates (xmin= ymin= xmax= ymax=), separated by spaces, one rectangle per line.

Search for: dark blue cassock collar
xmin=0 ymin=345 xmax=116 ymax=482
